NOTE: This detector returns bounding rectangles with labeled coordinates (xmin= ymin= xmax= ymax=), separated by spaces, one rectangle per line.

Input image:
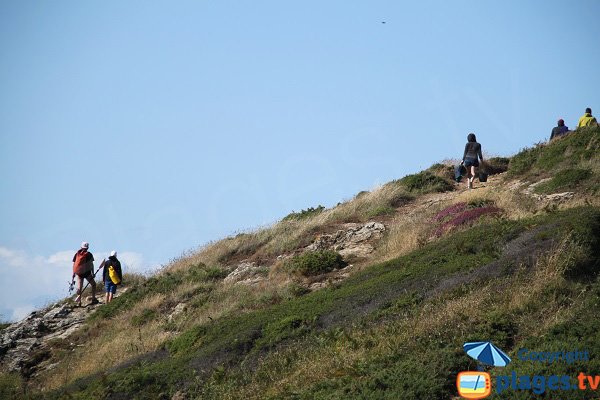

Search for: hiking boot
xmin=468 ymin=178 xmax=474 ymax=189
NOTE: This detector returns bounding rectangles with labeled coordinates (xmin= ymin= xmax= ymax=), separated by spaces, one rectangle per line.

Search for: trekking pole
xmin=75 ymin=259 xmax=105 ymax=301
xmin=68 ymin=277 xmax=75 ymax=295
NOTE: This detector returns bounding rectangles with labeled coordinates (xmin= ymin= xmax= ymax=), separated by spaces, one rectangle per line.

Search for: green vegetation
xmin=284 ymin=250 xmax=347 ymax=276
xmin=283 ymin=206 xmax=326 ymax=221
xmin=395 ymin=170 xmax=454 ymax=194
xmin=533 ymin=168 xmax=593 ymax=194
xmin=508 ymin=127 xmax=599 ymax=178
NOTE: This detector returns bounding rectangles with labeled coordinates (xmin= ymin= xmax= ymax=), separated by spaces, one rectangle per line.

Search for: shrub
xmin=484 ymin=157 xmax=509 ymax=175
xmin=398 ymin=171 xmax=454 ymax=194
xmin=283 ymin=206 xmax=326 ymax=221
xmin=284 ymin=250 xmax=347 ymax=276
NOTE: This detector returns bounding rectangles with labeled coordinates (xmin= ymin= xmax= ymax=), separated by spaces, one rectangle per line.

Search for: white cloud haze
xmin=0 ymin=246 xmax=149 ymax=322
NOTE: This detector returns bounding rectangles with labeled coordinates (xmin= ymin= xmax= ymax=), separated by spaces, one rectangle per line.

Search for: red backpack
xmin=73 ymin=249 xmax=91 ymax=275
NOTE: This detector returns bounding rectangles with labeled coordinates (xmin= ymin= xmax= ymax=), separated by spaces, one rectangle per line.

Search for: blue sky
xmin=1 ymin=0 xmax=599 ymax=321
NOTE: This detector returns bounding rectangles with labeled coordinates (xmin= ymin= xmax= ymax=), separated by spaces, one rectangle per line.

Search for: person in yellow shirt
xmin=577 ymin=107 xmax=598 ymax=129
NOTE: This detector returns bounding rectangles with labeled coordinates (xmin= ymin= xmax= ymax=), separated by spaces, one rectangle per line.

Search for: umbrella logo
xmin=457 ymin=342 xmax=511 ymax=399
xmin=463 ymin=341 xmax=511 ymax=367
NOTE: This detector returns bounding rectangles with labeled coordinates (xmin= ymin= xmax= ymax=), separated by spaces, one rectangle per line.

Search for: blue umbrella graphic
xmin=463 ymin=341 xmax=511 ymax=367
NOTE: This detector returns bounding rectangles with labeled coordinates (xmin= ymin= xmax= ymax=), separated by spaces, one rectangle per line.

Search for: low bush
xmin=484 ymin=157 xmax=509 ymax=175
xmin=390 ymin=171 xmax=454 ymax=194
xmin=284 ymin=250 xmax=347 ymax=276
xmin=397 ymin=171 xmax=454 ymax=194
xmin=283 ymin=206 xmax=326 ymax=221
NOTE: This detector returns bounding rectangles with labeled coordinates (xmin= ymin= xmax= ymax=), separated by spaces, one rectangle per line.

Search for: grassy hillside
xmin=2 ymin=127 xmax=599 ymax=399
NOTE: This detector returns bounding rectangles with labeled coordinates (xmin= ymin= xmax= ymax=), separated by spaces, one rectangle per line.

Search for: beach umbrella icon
xmin=463 ymin=341 xmax=511 ymax=367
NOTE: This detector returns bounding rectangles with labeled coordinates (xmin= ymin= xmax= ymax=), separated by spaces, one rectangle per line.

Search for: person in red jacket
xmin=72 ymin=241 xmax=99 ymax=306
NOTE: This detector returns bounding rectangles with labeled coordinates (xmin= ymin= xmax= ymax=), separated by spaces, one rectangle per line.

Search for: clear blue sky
xmin=1 ymin=0 xmax=599 ymax=321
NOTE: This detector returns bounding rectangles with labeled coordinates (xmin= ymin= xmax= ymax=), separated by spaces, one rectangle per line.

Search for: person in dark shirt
xmin=461 ymin=133 xmax=484 ymax=190
xmin=550 ymin=119 xmax=569 ymax=141
xmin=103 ymin=251 xmax=123 ymax=303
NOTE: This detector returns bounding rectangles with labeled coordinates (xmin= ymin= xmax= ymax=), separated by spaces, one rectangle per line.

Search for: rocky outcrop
xmin=167 ymin=303 xmax=188 ymax=322
xmin=305 ymin=222 xmax=385 ymax=258
xmin=224 ymin=261 xmax=268 ymax=285
xmin=509 ymin=179 xmax=575 ymax=203
xmin=0 ymin=301 xmax=102 ymax=377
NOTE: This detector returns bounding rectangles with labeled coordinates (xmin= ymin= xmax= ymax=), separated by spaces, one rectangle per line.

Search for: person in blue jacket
xmin=550 ymin=119 xmax=569 ymax=141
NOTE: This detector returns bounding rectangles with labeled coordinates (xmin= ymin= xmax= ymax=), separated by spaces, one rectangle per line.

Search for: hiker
xmin=577 ymin=107 xmax=598 ymax=129
xmin=103 ymin=250 xmax=122 ymax=303
xmin=72 ymin=242 xmax=99 ymax=306
xmin=461 ymin=133 xmax=484 ymax=189
xmin=550 ymin=119 xmax=569 ymax=141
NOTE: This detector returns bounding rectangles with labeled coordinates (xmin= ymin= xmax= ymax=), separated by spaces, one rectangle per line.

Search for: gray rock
xmin=167 ymin=303 xmax=188 ymax=322
xmin=305 ymin=221 xmax=385 ymax=258
xmin=224 ymin=262 xmax=268 ymax=285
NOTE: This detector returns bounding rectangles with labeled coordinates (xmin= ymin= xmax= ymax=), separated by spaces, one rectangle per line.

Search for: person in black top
xmin=461 ymin=133 xmax=484 ymax=189
xmin=550 ymin=119 xmax=569 ymax=141
xmin=103 ymin=250 xmax=123 ymax=303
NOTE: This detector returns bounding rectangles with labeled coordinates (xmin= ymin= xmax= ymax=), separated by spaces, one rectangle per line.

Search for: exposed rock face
xmin=0 ymin=301 xmax=100 ymax=376
xmin=224 ymin=261 xmax=268 ymax=285
xmin=168 ymin=303 xmax=188 ymax=322
xmin=531 ymin=192 xmax=575 ymax=202
xmin=305 ymin=222 xmax=386 ymax=258
xmin=510 ymin=179 xmax=575 ymax=203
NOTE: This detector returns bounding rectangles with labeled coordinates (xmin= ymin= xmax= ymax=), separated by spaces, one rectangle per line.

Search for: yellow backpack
xmin=109 ymin=264 xmax=121 ymax=284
